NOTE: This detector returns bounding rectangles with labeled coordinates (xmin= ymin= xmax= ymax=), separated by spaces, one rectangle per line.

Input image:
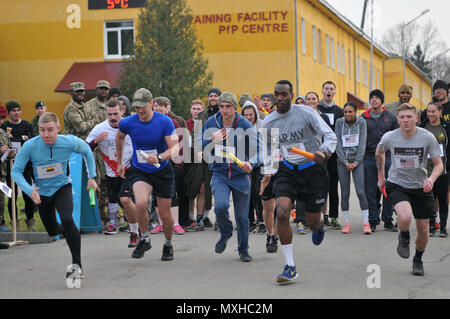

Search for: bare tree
xmin=382 ymin=21 xmax=418 ymax=57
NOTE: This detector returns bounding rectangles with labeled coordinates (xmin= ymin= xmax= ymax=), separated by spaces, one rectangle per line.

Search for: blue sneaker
xmin=297 ymin=222 xmax=306 ymax=235
xmin=0 ymin=225 xmax=10 ymax=232
xmin=215 ymin=235 xmax=231 ymax=253
xmin=312 ymin=226 xmax=325 ymax=246
xmin=277 ymin=265 xmax=298 ymax=284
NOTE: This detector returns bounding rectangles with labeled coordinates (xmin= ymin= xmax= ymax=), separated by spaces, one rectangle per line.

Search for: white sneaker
xmin=66 ymin=264 xmax=84 ymax=289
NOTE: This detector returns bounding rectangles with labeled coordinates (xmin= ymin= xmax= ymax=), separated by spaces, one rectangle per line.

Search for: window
xmin=357 ymin=56 xmax=361 ymax=83
xmin=326 ymin=35 xmax=330 ymax=67
xmin=312 ymin=26 xmax=317 ymax=61
xmin=342 ymin=45 xmax=345 ymax=76
xmin=337 ymin=42 xmax=341 ymax=73
xmin=330 ymin=37 xmax=335 ymax=70
xmin=301 ymin=18 xmax=306 ymax=55
xmin=377 ymin=68 xmax=381 ymax=89
xmin=348 ymin=49 xmax=351 ymax=79
xmin=318 ymin=29 xmax=322 ymax=64
xmin=362 ymin=59 xmax=366 ymax=86
xmin=104 ymin=20 xmax=134 ymax=59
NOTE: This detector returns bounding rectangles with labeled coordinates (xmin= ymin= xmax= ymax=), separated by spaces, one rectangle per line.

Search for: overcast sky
xmin=326 ymin=0 xmax=450 ymax=53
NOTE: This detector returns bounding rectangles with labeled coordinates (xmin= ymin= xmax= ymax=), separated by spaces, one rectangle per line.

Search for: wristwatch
xmin=157 ymin=154 xmax=163 ymax=162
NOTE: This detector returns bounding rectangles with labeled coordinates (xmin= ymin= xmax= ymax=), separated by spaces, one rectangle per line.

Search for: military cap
xmin=70 ymin=82 xmax=85 ymax=91
xmin=132 ymin=88 xmax=153 ymax=108
xmin=239 ymin=93 xmax=253 ymax=107
xmin=96 ymin=80 xmax=111 ymax=89
xmin=35 ymin=101 xmax=45 ymax=108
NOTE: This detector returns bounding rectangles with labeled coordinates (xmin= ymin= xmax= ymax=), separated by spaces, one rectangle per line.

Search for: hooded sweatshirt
xmin=335 ymin=116 xmax=367 ymax=166
xmin=241 ymin=101 xmax=262 ymax=130
xmin=118 ymin=95 xmax=132 ymax=117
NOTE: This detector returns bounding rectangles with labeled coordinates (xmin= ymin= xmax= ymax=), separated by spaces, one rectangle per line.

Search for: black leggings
xmin=38 ymin=184 xmax=81 ymax=267
xmin=432 ymin=174 xmax=448 ymax=230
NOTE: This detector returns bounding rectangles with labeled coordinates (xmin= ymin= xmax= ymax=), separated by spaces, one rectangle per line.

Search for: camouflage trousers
xmin=0 ymin=177 xmax=5 ymax=225
xmin=94 ymin=151 xmax=109 ymax=223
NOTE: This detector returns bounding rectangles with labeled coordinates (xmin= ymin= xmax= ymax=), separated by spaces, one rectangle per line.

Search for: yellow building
xmin=0 ymin=0 xmax=432 ymax=129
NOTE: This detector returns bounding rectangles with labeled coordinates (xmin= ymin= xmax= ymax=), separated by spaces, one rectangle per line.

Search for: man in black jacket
xmin=318 ymin=81 xmax=344 ymax=229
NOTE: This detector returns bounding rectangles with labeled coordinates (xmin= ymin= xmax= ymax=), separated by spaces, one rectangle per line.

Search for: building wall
xmin=0 ymin=0 xmax=432 ymax=128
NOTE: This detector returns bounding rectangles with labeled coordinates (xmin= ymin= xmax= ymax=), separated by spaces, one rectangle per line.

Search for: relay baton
xmin=289 ymin=147 xmax=315 ymax=161
xmin=381 ymin=186 xmax=387 ymax=198
xmin=89 ymin=187 xmax=96 ymax=207
xmin=138 ymin=150 xmax=161 ymax=168
xmin=222 ymin=152 xmax=252 ymax=173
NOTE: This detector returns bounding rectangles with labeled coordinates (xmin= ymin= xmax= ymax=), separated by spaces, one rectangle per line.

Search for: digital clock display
xmin=88 ymin=0 xmax=147 ymax=10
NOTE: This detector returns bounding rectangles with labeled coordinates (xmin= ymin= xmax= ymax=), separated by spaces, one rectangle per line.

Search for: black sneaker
xmin=429 ymin=228 xmax=436 ymax=237
xmin=132 ymin=239 xmax=151 ymax=259
xmin=258 ymin=223 xmax=267 ymax=234
xmin=161 ymin=244 xmax=174 ymax=261
xmin=323 ymin=215 xmax=331 ymax=226
xmin=440 ymin=229 xmax=448 ymax=238
xmin=384 ymin=220 xmax=398 ymax=232
xmin=412 ymin=257 xmax=424 ymax=276
xmin=266 ymin=234 xmax=278 ymax=253
xmin=370 ymin=224 xmax=377 ymax=233
xmin=397 ymin=232 xmax=410 ymax=259
xmin=215 ymin=235 xmax=232 ymax=253
xmin=249 ymin=223 xmax=256 ymax=234
xmin=203 ymin=217 xmax=213 ymax=228
xmin=239 ymin=251 xmax=252 ymax=262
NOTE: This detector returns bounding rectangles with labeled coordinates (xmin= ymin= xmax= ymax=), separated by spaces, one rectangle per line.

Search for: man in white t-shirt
xmin=86 ymin=100 xmax=138 ymax=247
xmin=376 ymin=103 xmax=443 ymax=276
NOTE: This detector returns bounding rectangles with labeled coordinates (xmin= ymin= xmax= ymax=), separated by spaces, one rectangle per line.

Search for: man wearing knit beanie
xmin=361 ymin=89 xmax=399 ymax=233
xmin=219 ymin=92 xmax=238 ymax=110
xmin=239 ymin=93 xmax=253 ymax=108
xmin=385 ymin=84 xmax=412 ymax=115
xmin=420 ymin=80 xmax=450 ymax=123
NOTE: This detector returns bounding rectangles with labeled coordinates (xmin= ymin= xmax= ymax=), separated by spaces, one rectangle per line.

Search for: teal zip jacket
xmin=12 ymin=134 xmax=96 ymax=197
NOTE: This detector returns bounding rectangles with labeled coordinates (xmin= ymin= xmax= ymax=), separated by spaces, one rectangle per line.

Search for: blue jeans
xmin=364 ymin=158 xmax=393 ymax=225
xmin=211 ymin=172 xmax=250 ymax=254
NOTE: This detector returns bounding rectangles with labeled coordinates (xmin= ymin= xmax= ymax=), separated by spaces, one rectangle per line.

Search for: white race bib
xmin=342 ymin=134 xmax=359 ymax=148
xmin=325 ymin=113 xmax=335 ymax=125
xmin=136 ymin=149 xmax=157 ymax=163
xmin=36 ymin=162 xmax=63 ymax=179
xmin=108 ymin=146 xmax=117 ymax=161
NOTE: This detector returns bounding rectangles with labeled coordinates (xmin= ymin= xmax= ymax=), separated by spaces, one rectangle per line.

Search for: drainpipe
xmin=294 ymin=0 xmax=299 ymax=96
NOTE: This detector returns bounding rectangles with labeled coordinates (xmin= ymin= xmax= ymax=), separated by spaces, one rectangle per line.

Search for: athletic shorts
xmin=260 ymin=174 xmax=277 ymax=201
xmin=385 ymin=182 xmax=435 ymax=220
xmin=274 ymin=162 xmax=329 ymax=213
xmin=106 ymin=175 xmax=133 ymax=204
xmin=126 ymin=164 xmax=175 ymax=199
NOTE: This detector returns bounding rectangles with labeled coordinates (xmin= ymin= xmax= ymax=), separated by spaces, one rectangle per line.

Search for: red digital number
xmin=107 ymin=0 xmax=129 ymax=9
xmin=121 ymin=0 xmax=129 ymax=8
xmin=107 ymin=0 xmax=114 ymax=9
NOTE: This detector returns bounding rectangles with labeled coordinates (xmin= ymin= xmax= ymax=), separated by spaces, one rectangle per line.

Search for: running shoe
xmin=341 ymin=223 xmax=351 ymax=234
xmin=412 ymin=257 xmax=424 ymax=276
xmin=249 ymin=223 xmax=256 ymax=234
xmin=277 ymin=265 xmax=298 ymax=284
xmin=215 ymin=235 xmax=232 ymax=253
xmin=203 ymin=217 xmax=213 ymax=228
xmin=331 ymin=218 xmax=341 ymax=230
xmin=384 ymin=220 xmax=398 ymax=232
xmin=104 ymin=224 xmax=117 ymax=235
xmin=132 ymin=239 xmax=151 ymax=259
xmin=363 ymin=223 xmax=372 ymax=235
xmin=397 ymin=232 xmax=410 ymax=259
xmin=239 ymin=251 xmax=252 ymax=262
xmin=128 ymin=232 xmax=139 ymax=248
xmin=258 ymin=223 xmax=267 ymax=234
xmin=323 ymin=215 xmax=331 ymax=226
xmin=429 ymin=228 xmax=436 ymax=237
xmin=0 ymin=242 xmax=10 ymax=249
xmin=173 ymin=224 xmax=185 ymax=235
xmin=312 ymin=226 xmax=325 ymax=246
xmin=150 ymin=224 xmax=163 ymax=234
xmin=370 ymin=224 xmax=377 ymax=233
xmin=119 ymin=223 xmax=130 ymax=232
xmin=266 ymin=234 xmax=278 ymax=253
xmin=296 ymin=222 xmax=306 ymax=235
xmin=65 ymin=264 xmax=84 ymax=289
xmin=439 ymin=229 xmax=448 ymax=238
xmin=161 ymin=244 xmax=174 ymax=261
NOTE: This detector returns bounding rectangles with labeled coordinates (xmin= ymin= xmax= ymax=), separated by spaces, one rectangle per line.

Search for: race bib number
xmin=325 ymin=113 xmax=335 ymax=125
xmin=136 ymin=149 xmax=157 ymax=163
xmin=108 ymin=146 xmax=117 ymax=161
xmin=342 ymin=134 xmax=359 ymax=148
xmin=394 ymin=155 xmax=420 ymax=169
xmin=36 ymin=162 xmax=63 ymax=179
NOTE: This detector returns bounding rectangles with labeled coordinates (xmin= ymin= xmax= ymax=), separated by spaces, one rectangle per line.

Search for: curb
xmin=0 ymin=232 xmax=54 ymax=244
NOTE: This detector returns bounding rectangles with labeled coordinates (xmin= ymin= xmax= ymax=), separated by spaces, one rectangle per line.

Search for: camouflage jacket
xmin=31 ymin=115 xmax=39 ymax=136
xmin=86 ymin=97 xmax=107 ymax=126
xmin=0 ymin=128 xmax=10 ymax=176
xmin=63 ymin=100 xmax=96 ymax=140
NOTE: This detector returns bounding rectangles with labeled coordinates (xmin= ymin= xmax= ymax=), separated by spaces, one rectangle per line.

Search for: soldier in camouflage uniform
xmin=85 ymin=80 xmax=111 ymax=226
xmin=0 ymin=105 xmax=13 ymax=231
xmin=30 ymin=101 xmax=47 ymax=135
xmin=63 ymin=82 xmax=96 ymax=140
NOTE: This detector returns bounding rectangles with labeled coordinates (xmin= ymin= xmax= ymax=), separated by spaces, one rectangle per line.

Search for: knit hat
xmin=5 ymin=100 xmax=21 ymax=113
xmin=369 ymin=89 xmax=384 ymax=104
xmin=260 ymin=93 xmax=275 ymax=104
xmin=218 ymin=92 xmax=238 ymax=109
xmin=109 ymin=87 xmax=121 ymax=97
xmin=239 ymin=93 xmax=253 ymax=107
xmin=0 ymin=105 xmax=7 ymax=118
xmin=208 ymin=88 xmax=222 ymax=97
xmin=398 ymin=84 xmax=412 ymax=96
xmin=432 ymin=80 xmax=448 ymax=92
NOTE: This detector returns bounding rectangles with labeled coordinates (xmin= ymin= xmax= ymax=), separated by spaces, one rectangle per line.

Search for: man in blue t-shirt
xmin=116 ymin=88 xmax=179 ymax=262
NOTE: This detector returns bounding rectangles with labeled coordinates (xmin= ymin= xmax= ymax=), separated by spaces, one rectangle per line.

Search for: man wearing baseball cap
xmin=64 ymin=82 xmax=95 ymax=140
xmin=115 ymin=88 xmax=179 ymax=262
